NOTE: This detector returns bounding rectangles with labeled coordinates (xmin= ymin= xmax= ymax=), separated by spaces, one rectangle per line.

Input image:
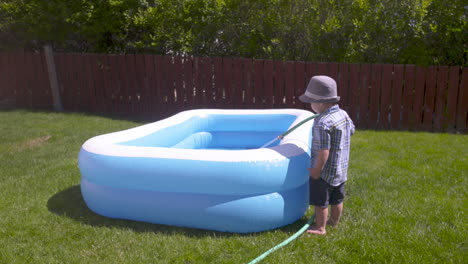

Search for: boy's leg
xmin=328 ymin=202 xmax=343 ymax=226
xmin=308 ymin=178 xmax=329 ymax=235
xmin=307 ymin=206 xmax=327 ymax=235
xmin=328 ymin=182 xmax=345 ymax=227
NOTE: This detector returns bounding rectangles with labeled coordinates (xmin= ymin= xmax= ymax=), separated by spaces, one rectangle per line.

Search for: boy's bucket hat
xmin=299 ymin=75 xmax=340 ymax=103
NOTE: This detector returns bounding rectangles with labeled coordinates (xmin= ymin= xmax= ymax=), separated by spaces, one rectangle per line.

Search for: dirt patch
xmin=20 ymin=135 xmax=52 ymax=149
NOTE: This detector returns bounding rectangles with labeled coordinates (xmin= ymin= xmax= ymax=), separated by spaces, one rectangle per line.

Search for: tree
xmin=0 ymin=0 xmax=465 ymax=66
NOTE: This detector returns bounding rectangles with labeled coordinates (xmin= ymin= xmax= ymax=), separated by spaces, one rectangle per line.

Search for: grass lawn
xmin=0 ymin=110 xmax=466 ymax=264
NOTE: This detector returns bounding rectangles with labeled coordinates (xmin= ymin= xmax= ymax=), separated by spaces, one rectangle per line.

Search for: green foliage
xmin=0 ymin=0 xmax=466 ymax=65
xmin=423 ymin=0 xmax=467 ymax=66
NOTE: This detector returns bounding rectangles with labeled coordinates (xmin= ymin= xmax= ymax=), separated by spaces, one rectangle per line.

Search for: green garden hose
xmin=279 ymin=114 xmax=318 ymax=139
xmin=249 ymin=114 xmax=319 ymax=263
xmin=261 ymin=114 xmax=318 ymax=148
xmin=247 ymin=214 xmax=315 ymax=264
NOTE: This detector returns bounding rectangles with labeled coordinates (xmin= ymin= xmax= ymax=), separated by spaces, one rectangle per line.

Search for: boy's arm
xmin=308 ymin=149 xmax=330 ymax=180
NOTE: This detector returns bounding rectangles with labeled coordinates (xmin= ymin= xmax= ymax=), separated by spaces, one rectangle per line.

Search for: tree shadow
xmin=47 ymin=185 xmax=310 ymax=238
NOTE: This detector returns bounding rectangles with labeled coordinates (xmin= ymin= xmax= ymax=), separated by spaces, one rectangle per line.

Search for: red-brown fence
xmin=0 ymin=51 xmax=466 ymax=133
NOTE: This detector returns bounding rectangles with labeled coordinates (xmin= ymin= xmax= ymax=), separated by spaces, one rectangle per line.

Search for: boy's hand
xmin=308 ymin=168 xmax=321 ymax=180
xmin=309 ymin=149 xmax=330 ymax=181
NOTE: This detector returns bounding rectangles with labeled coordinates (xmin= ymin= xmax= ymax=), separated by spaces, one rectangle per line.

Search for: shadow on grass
xmin=47 ymin=185 xmax=310 ymax=238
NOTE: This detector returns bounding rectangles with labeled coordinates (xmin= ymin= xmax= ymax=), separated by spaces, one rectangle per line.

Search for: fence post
xmin=43 ymin=45 xmax=63 ymax=111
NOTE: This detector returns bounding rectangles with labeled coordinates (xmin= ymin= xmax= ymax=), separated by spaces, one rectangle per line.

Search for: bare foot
xmin=306 ymin=226 xmax=326 ymax=235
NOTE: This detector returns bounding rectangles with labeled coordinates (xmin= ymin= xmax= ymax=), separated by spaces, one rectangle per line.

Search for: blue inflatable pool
xmin=79 ymin=109 xmax=314 ymax=233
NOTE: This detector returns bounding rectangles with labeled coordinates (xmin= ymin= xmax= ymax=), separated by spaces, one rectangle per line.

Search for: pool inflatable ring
xmin=79 ymin=109 xmax=314 ymax=233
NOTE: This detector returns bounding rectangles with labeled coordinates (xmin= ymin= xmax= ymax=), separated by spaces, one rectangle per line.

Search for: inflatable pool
xmin=79 ymin=109 xmax=314 ymax=233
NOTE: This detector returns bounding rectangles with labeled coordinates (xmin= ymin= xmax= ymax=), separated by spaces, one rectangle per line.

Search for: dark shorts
xmin=309 ymin=178 xmax=345 ymax=208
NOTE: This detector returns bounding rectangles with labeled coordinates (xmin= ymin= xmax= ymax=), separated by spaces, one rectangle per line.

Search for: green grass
xmin=0 ymin=110 xmax=466 ymax=264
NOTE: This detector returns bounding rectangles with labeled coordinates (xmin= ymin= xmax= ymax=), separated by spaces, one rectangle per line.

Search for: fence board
xmin=412 ymin=66 xmax=427 ymax=131
xmin=358 ymin=64 xmax=371 ymax=129
xmin=201 ymin=57 xmax=213 ymax=109
xmin=201 ymin=57 xmax=213 ymax=107
xmin=445 ymin=67 xmax=460 ymax=132
xmin=24 ymin=53 xmax=36 ymax=108
xmin=29 ymin=52 xmax=43 ymax=109
xmin=154 ymin=56 xmax=165 ymax=116
xmin=79 ymin=54 xmax=91 ymax=113
xmin=316 ymin=62 xmax=328 ymax=76
xmin=234 ymin=59 xmax=244 ymax=107
xmin=143 ymin=55 xmax=156 ymax=119
xmin=305 ymin=62 xmax=316 ymax=81
xmin=390 ymin=65 xmax=404 ymax=129
xmin=32 ymin=52 xmax=44 ymax=108
xmin=222 ymin=58 xmax=235 ymax=108
xmin=0 ymin=53 xmax=5 ymax=97
xmin=402 ymin=65 xmax=416 ymax=130
xmin=263 ymin=60 xmax=274 ymax=108
xmin=213 ymin=57 xmax=223 ymax=108
xmin=434 ymin=66 xmax=449 ymax=131
xmin=106 ymin=55 xmax=119 ymax=115
xmin=171 ymin=56 xmax=181 ymax=112
xmin=348 ymin=64 xmax=360 ymax=123
xmin=89 ymin=54 xmax=102 ymax=114
xmin=24 ymin=52 xmax=36 ymax=109
xmin=192 ymin=57 xmax=202 ymax=108
xmin=54 ymin=54 xmax=66 ymax=110
xmin=163 ymin=56 xmax=175 ymax=116
xmin=181 ymin=56 xmax=192 ymax=112
xmin=328 ymin=63 xmax=339 ymax=83
xmin=195 ymin=57 xmax=205 ymax=107
xmin=139 ymin=54 xmax=150 ymax=118
xmin=174 ymin=56 xmax=185 ymax=112
xmin=126 ymin=54 xmax=136 ymax=115
xmin=4 ymin=53 xmax=15 ymax=98
xmin=5 ymin=53 xmax=12 ymax=97
xmin=64 ymin=54 xmax=76 ymax=111
xmin=126 ymin=54 xmax=136 ymax=116
xmin=338 ymin=63 xmax=350 ymax=113
xmin=134 ymin=54 xmax=146 ymax=116
xmin=380 ymin=64 xmax=393 ymax=130
xmin=38 ymin=52 xmax=52 ymax=109
xmin=127 ymin=54 xmax=138 ymax=115
xmin=82 ymin=54 xmax=96 ymax=113
xmin=294 ymin=61 xmax=306 ymax=107
xmin=13 ymin=53 xmax=28 ymax=108
xmin=456 ymin=68 xmax=467 ymax=133
xmin=0 ymin=53 xmax=11 ymax=98
xmin=113 ymin=55 xmax=125 ymax=115
xmin=422 ymin=67 xmax=437 ymax=131
xmin=72 ymin=54 xmax=87 ymax=112
xmin=253 ymin=59 xmax=264 ymax=109
xmin=243 ymin=59 xmax=254 ymax=108
xmin=11 ymin=53 xmax=19 ymax=100
xmin=368 ymin=64 xmax=381 ymax=129
xmin=303 ymin=62 xmax=316 ymax=110
xmin=274 ymin=61 xmax=285 ymax=108
xmin=99 ymin=54 xmax=112 ymax=115
xmin=284 ymin=61 xmax=295 ymax=108
xmin=207 ymin=57 xmax=216 ymax=107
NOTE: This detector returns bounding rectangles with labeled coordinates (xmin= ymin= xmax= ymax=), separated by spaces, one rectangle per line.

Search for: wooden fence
xmin=0 ymin=51 xmax=466 ymax=133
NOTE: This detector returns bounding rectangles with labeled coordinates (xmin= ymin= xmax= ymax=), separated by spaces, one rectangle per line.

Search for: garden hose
xmin=261 ymin=114 xmax=318 ymax=148
xmin=249 ymin=113 xmax=319 ymax=263
xmin=247 ymin=214 xmax=315 ymax=264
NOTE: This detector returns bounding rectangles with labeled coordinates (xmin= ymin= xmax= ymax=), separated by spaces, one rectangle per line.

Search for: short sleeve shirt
xmin=310 ymin=105 xmax=355 ymax=186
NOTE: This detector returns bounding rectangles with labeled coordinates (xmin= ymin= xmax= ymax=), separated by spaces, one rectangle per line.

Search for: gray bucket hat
xmin=299 ymin=75 xmax=340 ymax=103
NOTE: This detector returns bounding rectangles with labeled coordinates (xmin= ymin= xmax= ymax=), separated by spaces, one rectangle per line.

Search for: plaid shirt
xmin=311 ymin=105 xmax=355 ymax=186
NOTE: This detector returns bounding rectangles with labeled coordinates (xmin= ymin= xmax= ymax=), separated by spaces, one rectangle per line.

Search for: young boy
xmin=298 ymin=75 xmax=355 ymax=235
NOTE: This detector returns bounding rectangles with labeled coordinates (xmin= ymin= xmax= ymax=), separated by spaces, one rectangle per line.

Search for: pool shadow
xmin=47 ymin=185 xmax=310 ymax=237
